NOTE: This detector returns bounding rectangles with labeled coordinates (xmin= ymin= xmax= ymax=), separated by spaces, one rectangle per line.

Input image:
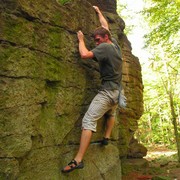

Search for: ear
xmin=104 ymin=34 xmax=109 ymax=40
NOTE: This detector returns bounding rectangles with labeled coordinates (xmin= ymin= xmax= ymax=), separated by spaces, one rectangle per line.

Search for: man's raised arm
xmin=93 ymin=6 xmax=109 ymax=31
xmin=77 ymin=30 xmax=94 ymax=59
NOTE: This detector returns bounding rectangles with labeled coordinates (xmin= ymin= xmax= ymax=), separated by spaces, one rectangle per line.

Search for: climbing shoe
xmin=61 ymin=159 xmax=84 ymax=173
xmin=101 ymin=137 xmax=109 ymax=145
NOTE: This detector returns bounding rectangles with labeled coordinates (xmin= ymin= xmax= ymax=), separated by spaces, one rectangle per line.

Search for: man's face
xmin=94 ymin=35 xmax=108 ymax=46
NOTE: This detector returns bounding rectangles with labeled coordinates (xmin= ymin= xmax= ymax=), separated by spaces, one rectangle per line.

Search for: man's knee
xmin=104 ymin=113 xmax=115 ymax=120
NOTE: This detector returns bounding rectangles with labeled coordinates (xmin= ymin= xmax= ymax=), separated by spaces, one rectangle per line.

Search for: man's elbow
xmin=80 ymin=53 xmax=88 ymax=59
xmin=80 ymin=52 xmax=94 ymax=59
xmin=102 ymin=25 xmax=109 ymax=31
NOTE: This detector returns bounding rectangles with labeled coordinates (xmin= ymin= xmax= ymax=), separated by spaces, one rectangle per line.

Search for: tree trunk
xmin=169 ymin=91 xmax=180 ymax=162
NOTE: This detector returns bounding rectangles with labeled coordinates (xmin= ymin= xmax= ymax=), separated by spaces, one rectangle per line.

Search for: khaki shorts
xmin=82 ymin=89 xmax=119 ymax=132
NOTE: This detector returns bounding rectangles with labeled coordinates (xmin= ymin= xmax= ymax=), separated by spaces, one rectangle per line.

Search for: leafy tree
xmin=141 ymin=0 xmax=180 ymax=161
xmin=143 ymin=0 xmax=180 ymax=58
xmin=117 ymin=1 xmax=135 ymax=34
xmin=117 ymin=0 xmax=180 ymax=161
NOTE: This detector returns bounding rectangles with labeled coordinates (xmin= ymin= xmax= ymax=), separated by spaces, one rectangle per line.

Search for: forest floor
xmin=122 ymin=145 xmax=180 ymax=180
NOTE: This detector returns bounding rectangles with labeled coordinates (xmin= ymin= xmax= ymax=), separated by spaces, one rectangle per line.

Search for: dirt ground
xmin=122 ymin=146 xmax=180 ymax=180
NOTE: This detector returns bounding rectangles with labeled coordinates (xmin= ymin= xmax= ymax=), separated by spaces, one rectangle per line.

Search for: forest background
xmin=117 ymin=0 xmax=180 ymax=162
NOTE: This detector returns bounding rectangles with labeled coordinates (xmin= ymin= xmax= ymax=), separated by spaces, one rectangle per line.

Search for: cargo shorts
xmin=82 ymin=89 xmax=119 ymax=132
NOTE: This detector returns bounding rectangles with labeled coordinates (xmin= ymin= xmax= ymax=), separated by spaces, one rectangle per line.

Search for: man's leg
xmin=62 ymin=129 xmax=92 ymax=172
xmin=102 ymin=103 xmax=117 ymax=145
xmin=104 ymin=115 xmax=115 ymax=139
xmin=74 ymin=129 xmax=92 ymax=163
xmin=62 ymin=90 xmax=114 ymax=172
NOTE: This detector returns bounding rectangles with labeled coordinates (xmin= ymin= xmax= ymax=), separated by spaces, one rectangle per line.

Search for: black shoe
xmin=61 ymin=159 xmax=84 ymax=173
xmin=101 ymin=137 xmax=109 ymax=145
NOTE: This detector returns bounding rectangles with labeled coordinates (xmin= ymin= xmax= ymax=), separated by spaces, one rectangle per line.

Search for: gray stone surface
xmin=0 ymin=0 xmax=145 ymax=179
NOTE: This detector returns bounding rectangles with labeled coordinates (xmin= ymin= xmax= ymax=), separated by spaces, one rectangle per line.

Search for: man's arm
xmin=93 ymin=6 xmax=109 ymax=31
xmin=77 ymin=30 xmax=94 ymax=59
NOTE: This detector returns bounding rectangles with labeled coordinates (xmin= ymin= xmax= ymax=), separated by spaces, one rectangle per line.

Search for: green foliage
xmin=135 ymin=0 xmax=180 ymax=155
xmin=117 ymin=0 xmax=180 ymax=157
xmin=116 ymin=1 xmax=135 ymax=35
xmin=142 ymin=0 xmax=180 ymax=57
xmin=136 ymin=59 xmax=180 ymax=146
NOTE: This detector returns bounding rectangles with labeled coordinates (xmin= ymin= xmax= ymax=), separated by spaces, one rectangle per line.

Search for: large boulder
xmin=0 ymin=0 xmax=145 ymax=179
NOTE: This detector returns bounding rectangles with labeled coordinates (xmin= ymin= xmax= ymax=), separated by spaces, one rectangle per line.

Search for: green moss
xmin=0 ymin=174 xmax=6 ymax=180
xmin=2 ymin=12 xmax=65 ymax=58
xmin=2 ymin=13 xmax=34 ymax=45
xmin=57 ymin=0 xmax=71 ymax=5
xmin=47 ymin=27 xmax=64 ymax=57
xmin=148 ymin=166 xmax=165 ymax=175
xmin=0 ymin=159 xmax=19 ymax=179
xmin=119 ymin=145 xmax=129 ymax=157
xmin=121 ymin=161 xmax=133 ymax=175
xmin=38 ymin=101 xmax=75 ymax=146
xmin=0 ymin=44 xmax=66 ymax=81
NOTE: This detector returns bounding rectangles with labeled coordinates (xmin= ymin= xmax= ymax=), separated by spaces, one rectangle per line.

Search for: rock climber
xmin=62 ymin=5 xmax=122 ymax=173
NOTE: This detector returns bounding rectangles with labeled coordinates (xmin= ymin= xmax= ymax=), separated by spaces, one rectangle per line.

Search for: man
xmin=62 ymin=6 xmax=122 ymax=173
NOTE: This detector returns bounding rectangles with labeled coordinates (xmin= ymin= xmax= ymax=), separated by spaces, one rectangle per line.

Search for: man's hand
xmin=77 ymin=31 xmax=94 ymax=59
xmin=77 ymin=30 xmax=84 ymax=42
xmin=92 ymin=5 xmax=109 ymax=30
xmin=93 ymin=6 xmax=101 ymax=14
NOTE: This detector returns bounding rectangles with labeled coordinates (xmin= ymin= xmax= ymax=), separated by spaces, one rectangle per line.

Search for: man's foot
xmin=101 ymin=137 xmax=109 ymax=145
xmin=61 ymin=159 xmax=84 ymax=173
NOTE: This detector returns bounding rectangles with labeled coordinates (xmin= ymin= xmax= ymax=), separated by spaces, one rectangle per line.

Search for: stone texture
xmin=128 ymin=137 xmax=148 ymax=158
xmin=121 ymin=158 xmax=149 ymax=175
xmin=0 ymin=0 xmax=145 ymax=179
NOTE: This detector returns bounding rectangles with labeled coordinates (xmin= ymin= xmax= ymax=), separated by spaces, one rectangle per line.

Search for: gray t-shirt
xmin=91 ymin=38 xmax=122 ymax=90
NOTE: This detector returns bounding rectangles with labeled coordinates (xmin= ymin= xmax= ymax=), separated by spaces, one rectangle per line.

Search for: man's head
xmin=93 ymin=27 xmax=112 ymax=45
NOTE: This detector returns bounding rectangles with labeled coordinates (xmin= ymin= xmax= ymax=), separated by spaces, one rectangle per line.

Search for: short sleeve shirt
xmin=91 ymin=38 xmax=122 ymax=90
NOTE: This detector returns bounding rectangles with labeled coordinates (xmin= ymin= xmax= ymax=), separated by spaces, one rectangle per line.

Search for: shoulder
xmin=111 ymin=37 xmax=121 ymax=51
xmin=111 ymin=37 xmax=118 ymax=45
xmin=98 ymin=43 xmax=109 ymax=48
xmin=92 ymin=43 xmax=109 ymax=53
xmin=91 ymin=43 xmax=109 ymax=61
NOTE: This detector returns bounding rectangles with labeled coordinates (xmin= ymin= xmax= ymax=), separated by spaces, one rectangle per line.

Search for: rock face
xmin=0 ymin=0 xmax=144 ymax=179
